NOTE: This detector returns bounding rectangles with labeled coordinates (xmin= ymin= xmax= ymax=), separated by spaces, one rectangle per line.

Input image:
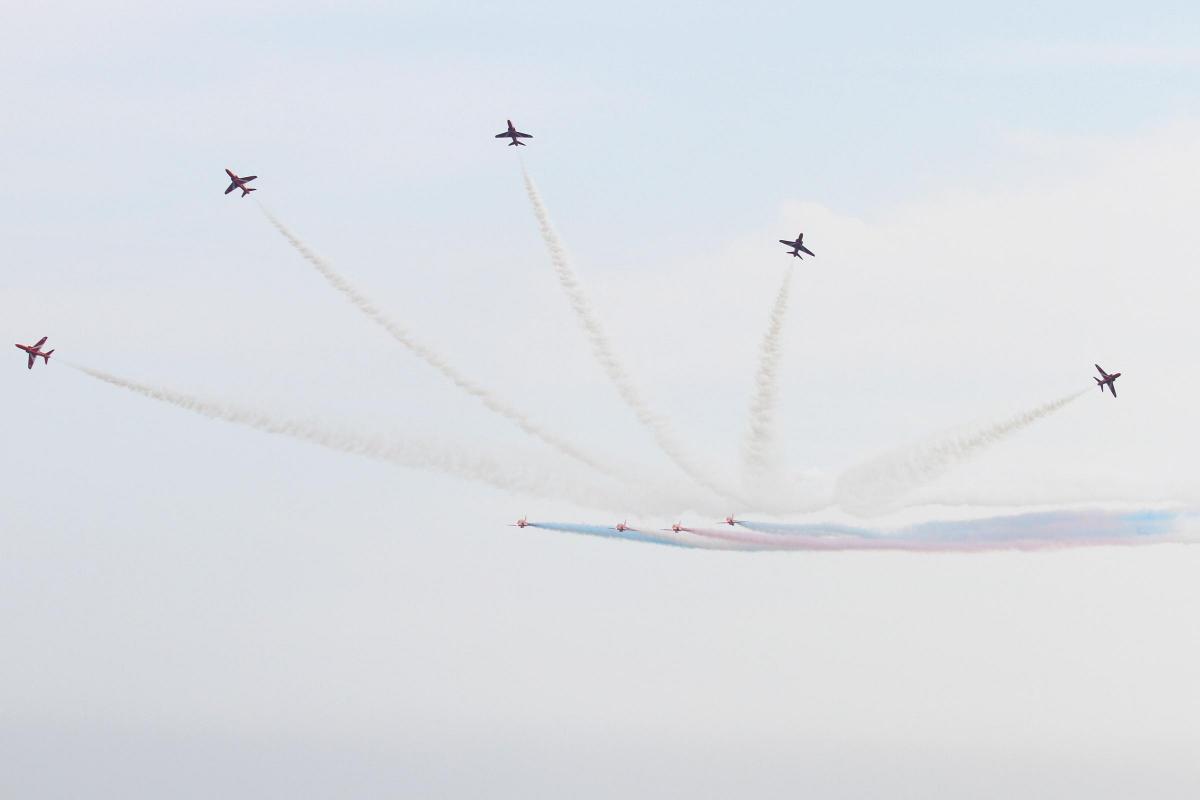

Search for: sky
xmin=3 ymin=1 xmax=1200 ymax=797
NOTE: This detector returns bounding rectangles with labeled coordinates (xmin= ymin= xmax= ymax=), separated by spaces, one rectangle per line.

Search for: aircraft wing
xmin=1095 ymin=364 xmax=1109 ymax=378
xmin=798 ymin=245 xmax=816 ymax=257
xmin=778 ymin=239 xmax=795 ymax=247
xmin=1110 ymin=383 xmax=1117 ymax=398
xmin=514 ymin=131 xmax=532 ymax=138
xmin=495 ymin=131 xmax=511 ymax=138
xmin=224 ymin=182 xmax=238 ymax=195
xmin=33 ymin=337 xmax=47 ymax=348
xmin=27 ymin=353 xmax=34 ymax=369
xmin=242 ymin=175 xmax=257 ymax=182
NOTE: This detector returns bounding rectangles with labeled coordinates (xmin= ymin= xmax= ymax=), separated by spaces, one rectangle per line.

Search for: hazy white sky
xmin=2 ymin=1 xmax=1199 ymax=796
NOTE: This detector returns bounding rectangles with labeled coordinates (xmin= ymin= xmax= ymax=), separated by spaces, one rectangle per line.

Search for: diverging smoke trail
xmin=256 ymin=203 xmax=621 ymax=483
xmin=520 ymin=167 xmax=742 ymax=506
xmin=680 ymin=508 xmax=1191 ymax=552
xmin=742 ymin=266 xmax=794 ymax=489
xmin=69 ymin=363 xmax=652 ymax=511
xmin=834 ymin=390 xmax=1087 ymax=516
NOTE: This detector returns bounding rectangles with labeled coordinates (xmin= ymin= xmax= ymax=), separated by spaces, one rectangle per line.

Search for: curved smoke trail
xmin=520 ymin=167 xmax=741 ymax=505
xmin=256 ymin=203 xmax=623 ymax=484
xmin=834 ymin=390 xmax=1088 ymax=516
xmin=69 ymin=363 xmax=656 ymax=511
xmin=742 ymin=266 xmax=794 ymax=488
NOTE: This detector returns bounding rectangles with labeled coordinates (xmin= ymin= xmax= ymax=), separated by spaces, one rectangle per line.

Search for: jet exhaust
xmin=520 ymin=166 xmax=743 ymax=506
xmin=833 ymin=390 xmax=1088 ymax=516
xmin=255 ymin=202 xmax=628 ymax=485
xmin=742 ymin=265 xmax=795 ymax=491
xmin=68 ymin=363 xmax=666 ymax=511
xmin=678 ymin=507 xmax=1189 ymax=552
xmin=525 ymin=521 xmax=701 ymax=549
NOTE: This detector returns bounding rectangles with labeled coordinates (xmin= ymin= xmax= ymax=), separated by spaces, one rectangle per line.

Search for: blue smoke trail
xmin=737 ymin=520 xmax=880 ymax=538
xmin=518 ymin=510 xmax=1195 ymax=553
xmin=527 ymin=522 xmax=700 ymax=549
xmin=685 ymin=507 xmax=1195 ymax=552
xmin=900 ymin=508 xmax=1184 ymax=544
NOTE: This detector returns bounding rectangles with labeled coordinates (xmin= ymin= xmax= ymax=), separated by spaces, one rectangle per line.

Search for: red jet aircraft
xmin=224 ymin=168 xmax=258 ymax=197
xmin=15 ymin=336 xmax=53 ymax=370
xmin=495 ymin=119 xmax=533 ymax=146
xmin=615 ymin=521 xmax=630 ymax=532
xmin=721 ymin=515 xmax=739 ymax=527
xmin=778 ymin=232 xmax=816 ymax=259
xmin=662 ymin=522 xmax=684 ymax=533
xmin=510 ymin=516 xmax=529 ymax=528
xmin=1094 ymin=364 xmax=1121 ymax=398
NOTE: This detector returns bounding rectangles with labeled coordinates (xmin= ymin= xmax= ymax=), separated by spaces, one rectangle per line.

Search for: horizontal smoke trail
xmin=834 ymin=390 xmax=1087 ymax=516
xmin=527 ymin=522 xmax=698 ymax=549
xmin=743 ymin=266 xmax=794 ymax=489
xmin=681 ymin=508 xmax=1192 ymax=552
xmin=736 ymin=519 xmax=879 ymax=538
xmin=256 ymin=203 xmax=624 ymax=484
xmin=520 ymin=167 xmax=742 ymax=507
xmin=69 ymin=363 xmax=657 ymax=511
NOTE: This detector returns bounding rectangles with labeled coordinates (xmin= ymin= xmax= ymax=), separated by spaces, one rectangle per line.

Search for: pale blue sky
xmin=3 ymin=2 xmax=1200 ymax=797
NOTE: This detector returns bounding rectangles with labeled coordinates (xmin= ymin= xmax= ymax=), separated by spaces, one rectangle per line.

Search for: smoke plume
xmin=520 ymin=167 xmax=741 ymax=505
xmin=257 ymin=202 xmax=624 ymax=483
xmin=681 ymin=507 xmax=1189 ymax=552
xmin=742 ymin=266 xmax=794 ymax=489
xmin=69 ymin=363 xmax=668 ymax=511
xmin=834 ymin=390 xmax=1087 ymax=515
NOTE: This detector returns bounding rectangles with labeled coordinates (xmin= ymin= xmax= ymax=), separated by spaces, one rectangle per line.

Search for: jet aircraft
xmin=15 ymin=336 xmax=53 ymax=370
xmin=721 ymin=516 xmax=739 ymax=527
xmin=662 ymin=522 xmax=684 ymax=533
xmin=495 ymin=119 xmax=533 ymax=146
xmin=1094 ymin=364 xmax=1121 ymax=398
xmin=779 ymin=232 xmax=815 ymax=259
xmin=615 ymin=521 xmax=630 ymax=532
xmin=224 ymin=168 xmax=258 ymax=197
xmin=511 ymin=516 xmax=529 ymax=528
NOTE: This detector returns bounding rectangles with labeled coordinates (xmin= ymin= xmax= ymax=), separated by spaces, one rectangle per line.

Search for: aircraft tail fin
xmin=43 ymin=350 xmax=53 ymax=363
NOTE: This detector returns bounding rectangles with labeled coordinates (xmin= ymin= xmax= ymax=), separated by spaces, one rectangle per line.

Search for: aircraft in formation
xmin=15 ymin=337 xmax=53 ymax=370
xmin=778 ymin=232 xmax=816 ymax=259
xmin=495 ymin=119 xmax=533 ymax=146
xmin=1094 ymin=364 xmax=1122 ymax=398
xmin=21 ymin=125 xmax=1135 ymax=538
xmin=223 ymin=168 xmax=258 ymax=197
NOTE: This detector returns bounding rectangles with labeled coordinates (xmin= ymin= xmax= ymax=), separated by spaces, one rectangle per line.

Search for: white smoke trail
xmin=680 ymin=514 xmax=1189 ymax=552
xmin=69 ymin=363 xmax=662 ymax=511
xmin=742 ymin=265 xmax=794 ymax=489
xmin=256 ymin=203 xmax=623 ymax=484
xmin=520 ymin=166 xmax=742 ymax=505
xmin=834 ymin=390 xmax=1087 ymax=516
